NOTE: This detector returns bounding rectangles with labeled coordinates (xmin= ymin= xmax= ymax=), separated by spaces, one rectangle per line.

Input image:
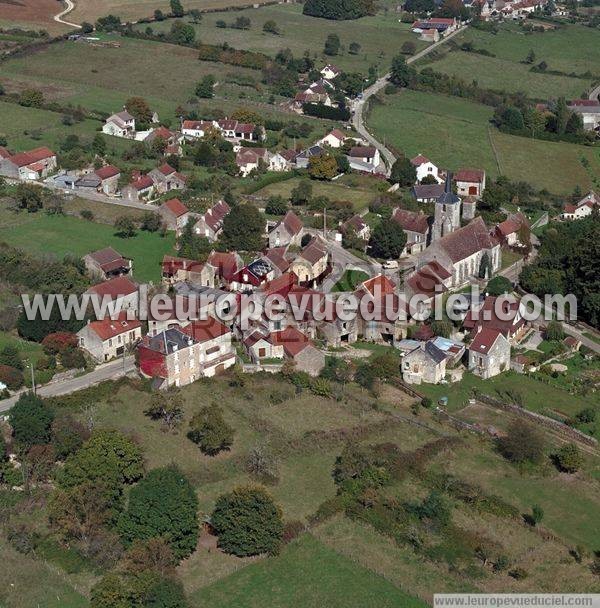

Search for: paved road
xmin=351 ymin=25 xmax=467 ymax=176
xmin=54 ymin=0 xmax=80 ymax=28
xmin=589 ymin=82 xmax=600 ymax=101
xmin=0 ymin=356 xmax=136 ymax=413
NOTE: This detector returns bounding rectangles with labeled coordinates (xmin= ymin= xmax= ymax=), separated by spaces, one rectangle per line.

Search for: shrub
xmin=188 ymin=404 xmax=234 ymax=456
xmin=8 ymin=392 xmax=53 ymax=447
xmin=282 ymin=520 xmax=305 ymax=544
xmin=0 ymin=365 xmax=24 ymax=390
xmin=554 ymin=443 xmax=583 ymax=473
xmin=42 ymin=332 xmax=78 ymax=355
xmin=497 ymin=421 xmax=545 ymax=464
xmin=211 ymin=486 xmax=283 ymax=556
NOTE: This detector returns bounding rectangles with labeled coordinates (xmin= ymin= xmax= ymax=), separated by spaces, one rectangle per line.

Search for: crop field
xmin=418 ymin=22 xmax=600 ymax=100
xmin=136 ymin=3 xmax=427 ymax=73
xmin=367 ymin=89 xmax=600 ymax=194
xmin=0 ymin=206 xmax=176 ymax=283
xmin=69 ymin=0 xmax=274 ymax=25
xmin=0 ymin=0 xmax=67 ymax=35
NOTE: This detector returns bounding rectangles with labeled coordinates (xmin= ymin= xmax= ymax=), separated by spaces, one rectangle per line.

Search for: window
xmin=258 ymin=348 xmax=266 ymax=357
xmin=108 ymin=339 xmax=112 ymax=347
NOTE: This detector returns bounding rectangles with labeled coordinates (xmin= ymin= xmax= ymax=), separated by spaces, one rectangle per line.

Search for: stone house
xmin=94 ymin=165 xmax=121 ymax=195
xmin=77 ymin=312 xmax=142 ymax=362
xmin=290 ymin=237 xmax=329 ymax=286
xmin=159 ymin=198 xmax=190 ymax=233
xmin=468 ymin=327 xmax=511 ymax=379
xmin=85 ymin=276 xmax=139 ymax=312
xmin=102 ymin=111 xmax=136 ymax=138
xmin=271 ymin=326 xmax=325 ymax=376
xmin=268 ymin=210 xmax=303 ymax=248
xmin=84 ymin=247 xmax=132 ymax=280
xmin=402 ymin=340 xmax=447 ymax=384
xmin=149 ymin=163 xmax=187 ymax=194
xmin=391 ymin=208 xmax=430 ymax=256
xmin=122 ymin=174 xmax=154 ymax=201
xmin=161 ymin=255 xmax=215 ymax=287
xmin=454 ymin=168 xmax=486 ymax=198
xmin=194 ymin=201 xmax=231 ymax=242
xmin=410 ymin=154 xmax=442 ymax=184
xmin=0 ymin=147 xmax=57 ymax=181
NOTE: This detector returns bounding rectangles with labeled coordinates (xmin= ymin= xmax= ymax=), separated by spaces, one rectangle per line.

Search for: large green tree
xmin=368 ymin=221 xmax=407 ymax=259
xmin=221 ymin=204 xmax=265 ymax=251
xmin=211 ymin=486 xmax=283 ymax=556
xmin=303 ymin=0 xmax=375 ymax=19
xmin=389 ymin=55 xmax=416 ymax=87
xmin=188 ymin=404 xmax=234 ymax=456
xmin=118 ymin=466 xmax=199 ymax=560
xmin=9 ymin=392 xmax=54 ymax=448
xmin=390 ymin=157 xmax=417 ymax=186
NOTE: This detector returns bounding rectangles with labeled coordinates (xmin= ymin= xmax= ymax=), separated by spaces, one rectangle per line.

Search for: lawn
xmin=367 ymin=89 xmax=600 ymax=194
xmin=135 ymin=4 xmax=427 ymax=73
xmin=419 ymin=21 xmax=600 ymax=99
xmin=191 ymin=534 xmax=426 ymax=608
xmin=332 ymin=269 xmax=369 ymax=292
xmin=0 ymin=208 xmax=176 ymax=283
xmin=256 ymin=177 xmax=379 ymax=211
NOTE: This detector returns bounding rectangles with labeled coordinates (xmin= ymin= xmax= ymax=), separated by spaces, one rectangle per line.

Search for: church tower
xmin=432 ymin=172 xmax=461 ymax=241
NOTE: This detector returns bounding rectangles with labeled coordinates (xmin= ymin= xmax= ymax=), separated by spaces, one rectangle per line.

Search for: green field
xmin=333 ymin=269 xmax=370 ymax=292
xmin=0 ymin=207 xmax=176 ymax=283
xmin=367 ymin=89 xmax=600 ymax=193
xmin=191 ymin=534 xmax=426 ymax=608
xmin=136 ymin=4 xmax=427 ymax=73
xmin=419 ymin=22 xmax=600 ymax=99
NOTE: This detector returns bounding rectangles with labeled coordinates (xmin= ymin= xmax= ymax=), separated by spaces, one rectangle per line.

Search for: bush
xmin=187 ymin=404 xmax=234 ymax=455
xmin=554 ymin=443 xmax=583 ymax=473
xmin=42 ymin=332 xmax=78 ymax=355
xmin=282 ymin=520 xmax=305 ymax=544
xmin=8 ymin=392 xmax=53 ymax=447
xmin=497 ymin=421 xmax=545 ymax=465
xmin=0 ymin=365 xmax=24 ymax=390
xmin=211 ymin=486 xmax=283 ymax=556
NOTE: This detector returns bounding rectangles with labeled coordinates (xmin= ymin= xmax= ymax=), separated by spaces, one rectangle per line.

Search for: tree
xmin=51 ymin=413 xmax=90 ymax=460
xmin=401 ymin=40 xmax=416 ymax=55
xmin=118 ymin=466 xmax=198 ymax=560
xmin=348 ymin=41 xmax=361 ymax=55
xmin=170 ymin=0 xmax=185 ymax=17
xmin=96 ymin=14 xmax=121 ymax=32
xmin=369 ymin=221 xmax=407 ymax=259
xmin=431 ymin=319 xmax=452 ymax=338
xmin=188 ymin=404 xmax=234 ymax=455
xmin=324 ymin=33 xmax=341 ymax=56
xmin=263 ymin=20 xmax=280 ymax=34
xmin=8 ymin=392 xmax=54 ymax=448
xmin=497 ymin=421 xmax=545 ymax=465
xmin=303 ymin=0 xmax=375 ymax=20
xmin=486 ymin=275 xmax=513 ymax=296
xmin=154 ymin=9 xmax=165 ymax=20
xmin=525 ymin=49 xmax=536 ymax=64
xmin=140 ymin=211 xmax=162 ymax=232
xmin=195 ymin=74 xmax=216 ymax=98
xmin=125 ymin=97 xmax=153 ymax=125
xmin=114 ymin=215 xmax=137 ymax=238
xmin=478 ymin=252 xmax=492 ymax=279
xmin=405 ymin=0 xmax=436 ymax=12
xmin=16 ymin=183 xmax=43 ymax=212
xmin=500 ymin=106 xmax=525 ymax=131
xmin=291 ymin=180 xmax=312 ymax=206
xmin=389 ymin=54 xmax=416 ymax=87
xmin=523 ymin=107 xmax=547 ymax=139
xmin=554 ymin=443 xmax=583 ymax=473
xmin=58 ymin=430 xmax=144 ymax=491
xmin=92 ymin=134 xmax=107 ymax=157
xmin=177 ymin=221 xmax=211 ymax=260
xmin=19 ymin=89 xmax=44 ymax=108
xmin=0 ymin=344 xmax=22 ymax=370
xmin=190 ymin=9 xmax=202 ymax=23
xmin=265 ymin=195 xmax=287 ymax=215
xmin=211 ymin=486 xmax=283 ymax=556
xmin=308 ymin=153 xmax=338 ymax=180
xmin=170 ymin=20 xmax=195 ymax=45
xmin=529 ymin=504 xmax=544 ymax=526
xmin=80 ymin=21 xmax=94 ymax=33
xmin=545 ymin=320 xmax=565 ymax=341
xmin=390 ymin=157 xmax=417 ymax=186
xmin=221 ymin=204 xmax=265 ymax=251
xmin=245 ymin=444 xmax=280 ymax=484
xmin=0 ymin=365 xmax=24 ymax=391
xmin=144 ymin=391 xmax=183 ymax=431
xmin=554 ymin=97 xmax=569 ymax=136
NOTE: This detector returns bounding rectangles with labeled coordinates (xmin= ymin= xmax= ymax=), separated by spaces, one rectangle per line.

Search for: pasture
xmin=135 ymin=3 xmax=427 ymax=73
xmin=419 ymin=22 xmax=600 ymax=100
xmin=0 ymin=0 xmax=67 ymax=35
xmin=367 ymin=89 xmax=600 ymax=193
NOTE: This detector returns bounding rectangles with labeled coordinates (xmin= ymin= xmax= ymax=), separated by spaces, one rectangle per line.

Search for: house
xmin=149 ymin=163 xmax=186 ymax=194
xmin=321 ymin=63 xmax=342 ymax=80
xmin=290 ymin=237 xmax=329 ymax=286
xmin=77 ymin=312 xmax=142 ymax=362
xmin=419 ymin=28 xmax=440 ymax=42
xmin=270 ymin=326 xmax=325 ymax=376
xmin=84 ymin=247 xmax=132 ymax=280
xmin=561 ymin=191 xmax=598 ymax=220
xmin=243 ymin=330 xmax=285 ymax=363
xmin=230 ymin=258 xmax=275 ymax=293
xmin=567 ymin=99 xmax=600 ymax=132
xmin=348 ymin=146 xmax=381 ymax=173
xmin=217 ymin=118 xmax=263 ymax=142
xmin=159 ymin=198 xmax=189 ymax=233
xmin=194 ymin=201 xmax=231 ymax=242
xmin=412 ymin=183 xmax=445 ymax=203
xmin=85 ymin=276 xmax=139 ymax=311
xmin=318 ymin=129 xmax=348 ymax=149
xmin=161 ymin=255 xmax=215 ymax=287
xmin=144 ymin=126 xmax=182 ymax=151
xmin=295 ymin=145 xmax=327 ymax=169
xmin=122 ymin=174 xmax=154 ymax=201
xmin=262 ymin=247 xmax=291 ymax=277
xmin=94 ymin=165 xmax=121 ymax=195
xmin=410 ymin=154 xmax=442 ymax=184
xmin=418 ymin=217 xmax=501 ymax=287
xmin=454 ymin=168 xmax=486 ymax=198
xmin=468 ymin=327 xmax=511 ymax=379
xmin=495 ymin=212 xmax=529 ymax=246
xmin=405 ymin=261 xmax=452 ymax=302
xmin=207 ymin=251 xmax=243 ymax=286
xmin=102 ymin=111 xmax=136 ymax=138
xmin=137 ymin=318 xmax=235 ymax=388
xmin=269 ymin=151 xmax=291 ymax=172
xmin=511 ymin=354 xmax=532 ymax=374
xmin=235 ymin=148 xmax=270 ymax=177
xmin=463 ymin=296 xmax=527 ymax=343
xmin=268 ymin=210 xmax=303 ymax=248
xmin=411 ymin=17 xmax=458 ymax=35
xmin=181 ymin=120 xmax=214 ymax=140
xmin=341 ymin=214 xmax=370 ymax=241
xmin=563 ymin=336 xmax=582 ymax=352
xmin=391 ymin=208 xmax=430 ymax=256
xmin=402 ymin=341 xmax=447 ymax=384
xmin=0 ymin=147 xmax=57 ymax=181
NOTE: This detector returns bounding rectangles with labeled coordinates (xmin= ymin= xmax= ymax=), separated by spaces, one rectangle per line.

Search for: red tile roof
xmin=158 ymin=163 xmax=176 ymax=176
xmin=392 ymin=208 xmax=429 ymax=234
xmin=455 ymin=168 xmax=485 ymax=184
xmin=271 ymin=326 xmax=312 ymax=357
xmin=410 ymin=154 xmax=430 ymax=167
xmin=181 ymin=317 xmax=230 ymax=343
xmin=0 ymin=147 xmax=11 ymax=159
xmin=282 ymin=210 xmax=303 ymax=237
xmin=438 ymin=217 xmax=496 ymax=263
xmin=87 ymin=312 xmax=141 ymax=341
xmin=496 ymin=213 xmax=527 ymax=237
xmin=87 ymin=276 xmax=137 ymax=299
xmin=300 ymin=237 xmax=327 ymax=264
xmin=95 ymin=165 xmax=120 ymax=180
xmin=129 ymin=175 xmax=154 ymax=191
xmin=470 ymin=327 xmax=503 ymax=354
xmin=359 ymin=274 xmax=395 ymax=297
xmin=9 ymin=147 xmax=55 ymax=168
xmin=87 ymin=247 xmax=129 ymax=272
xmin=162 ymin=255 xmax=204 ymax=275
xmin=161 ymin=198 xmax=188 ymax=217
xmin=349 ymin=146 xmax=377 ymax=159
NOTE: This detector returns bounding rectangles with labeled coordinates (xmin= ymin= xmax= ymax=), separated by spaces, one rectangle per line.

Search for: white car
xmin=383 ymin=260 xmax=399 ymax=270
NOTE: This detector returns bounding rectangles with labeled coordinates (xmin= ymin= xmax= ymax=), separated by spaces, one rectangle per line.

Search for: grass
xmin=0 ymin=331 xmax=44 ymax=365
xmin=420 ymin=21 xmax=600 ymax=99
xmin=190 ymin=534 xmax=427 ymax=608
xmin=367 ymin=89 xmax=600 ymax=194
xmin=136 ymin=4 xmax=427 ymax=74
xmin=332 ymin=269 xmax=369 ymax=292
xmin=256 ymin=177 xmax=380 ymax=211
xmin=0 ymin=206 xmax=176 ymax=283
